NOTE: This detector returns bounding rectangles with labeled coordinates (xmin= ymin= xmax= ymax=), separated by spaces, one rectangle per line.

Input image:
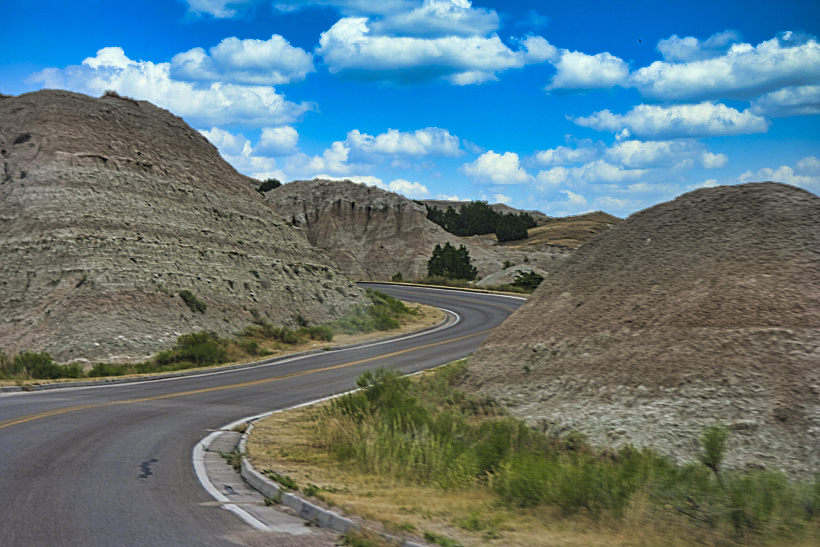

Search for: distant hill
xmin=265 ymin=179 xmax=571 ymax=281
xmin=462 ymin=182 xmax=820 ymax=477
xmin=0 ymin=90 xmax=367 ymax=363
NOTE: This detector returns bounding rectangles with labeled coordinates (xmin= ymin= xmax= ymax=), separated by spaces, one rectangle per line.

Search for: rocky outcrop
xmin=265 ymin=179 xmax=568 ymax=281
xmin=0 ymin=90 xmax=368 ymax=363
xmin=462 ymin=182 xmax=820 ymax=477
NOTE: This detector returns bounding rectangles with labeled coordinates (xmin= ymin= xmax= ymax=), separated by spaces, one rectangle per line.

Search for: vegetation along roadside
xmin=247 ymin=363 xmax=820 ymax=547
xmin=0 ymin=290 xmax=438 ymax=384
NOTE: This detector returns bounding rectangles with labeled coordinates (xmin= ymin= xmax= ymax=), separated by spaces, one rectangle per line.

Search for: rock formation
xmin=0 ymin=90 xmax=368 ymax=363
xmin=462 ymin=182 xmax=820 ymax=476
xmin=265 ymin=179 xmax=568 ymax=281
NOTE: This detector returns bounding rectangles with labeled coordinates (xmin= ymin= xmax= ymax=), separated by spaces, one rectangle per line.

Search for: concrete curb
xmin=236 ymin=424 xmax=426 ymax=546
xmin=3 ymin=308 xmax=454 ymax=394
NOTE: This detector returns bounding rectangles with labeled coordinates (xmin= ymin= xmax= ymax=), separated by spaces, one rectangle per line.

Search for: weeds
xmin=262 ymin=470 xmax=299 ymax=491
xmin=309 ymin=364 xmax=820 ymax=543
xmin=178 ymin=289 xmax=207 ymax=313
xmin=220 ymin=449 xmax=243 ymax=473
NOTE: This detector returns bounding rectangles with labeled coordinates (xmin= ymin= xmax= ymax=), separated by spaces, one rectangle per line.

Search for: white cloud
xmin=369 ymin=0 xmax=500 ymax=38
xmin=184 ymin=0 xmax=256 ymax=18
xmin=170 ymin=35 xmax=314 ymax=85
xmin=605 ymin=140 xmax=705 ymax=169
xmin=656 ymin=30 xmax=743 ymax=63
xmin=562 ymin=190 xmax=587 ymax=206
xmin=631 ymin=32 xmax=820 ymax=101
xmin=255 ymin=126 xmax=300 ymax=156
xmin=591 ymin=195 xmax=643 ymax=212
xmin=533 ymin=144 xmax=600 ymax=166
xmin=28 ymin=47 xmax=314 ymax=128
xmin=385 ymin=178 xmax=430 ymax=197
xmin=701 ymin=179 xmax=720 ymax=187
xmin=492 ymin=193 xmax=511 ymax=204
xmin=286 ymin=141 xmax=357 ymax=176
xmin=547 ymin=50 xmax=629 ymax=91
xmin=571 ymin=102 xmax=770 ymax=139
xmin=797 ymin=156 xmax=820 ymax=174
xmin=750 ymin=85 xmax=820 ymax=118
xmin=535 ymin=166 xmax=569 ymax=189
xmin=460 ymin=151 xmax=532 ymax=184
xmin=738 ymin=160 xmax=820 ymax=189
xmin=700 ymin=151 xmax=728 ymax=169
xmin=199 ymin=127 xmax=286 ymax=180
xmin=437 ymin=194 xmax=466 ymax=200
xmin=569 ymin=160 xmax=647 ymax=184
xmin=346 ymin=127 xmax=463 ymax=158
xmin=316 ymin=17 xmax=555 ymax=84
xmin=313 ymin=174 xmax=429 ymax=198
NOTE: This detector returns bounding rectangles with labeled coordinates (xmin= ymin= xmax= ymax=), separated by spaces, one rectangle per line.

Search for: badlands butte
xmin=2 ymin=90 xmax=818 ymax=476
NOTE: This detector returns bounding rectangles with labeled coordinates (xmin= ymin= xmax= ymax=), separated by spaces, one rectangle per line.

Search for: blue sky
xmin=3 ymin=0 xmax=819 ymax=216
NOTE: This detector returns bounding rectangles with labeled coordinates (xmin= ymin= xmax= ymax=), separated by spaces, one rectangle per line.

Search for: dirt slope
xmin=462 ymin=182 xmax=820 ymax=476
xmin=0 ymin=90 xmax=367 ymax=363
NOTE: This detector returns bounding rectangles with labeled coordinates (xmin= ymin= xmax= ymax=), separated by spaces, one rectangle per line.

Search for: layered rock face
xmin=266 ymin=179 xmax=567 ymax=280
xmin=0 ymin=90 xmax=367 ymax=363
xmin=462 ymin=182 xmax=820 ymax=476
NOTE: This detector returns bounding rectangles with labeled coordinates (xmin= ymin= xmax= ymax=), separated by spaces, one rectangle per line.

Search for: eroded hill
xmin=462 ymin=182 xmax=820 ymax=476
xmin=0 ymin=90 xmax=368 ymax=363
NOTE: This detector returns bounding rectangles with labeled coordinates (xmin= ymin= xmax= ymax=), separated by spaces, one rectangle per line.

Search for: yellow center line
xmin=0 ymin=327 xmax=496 ymax=431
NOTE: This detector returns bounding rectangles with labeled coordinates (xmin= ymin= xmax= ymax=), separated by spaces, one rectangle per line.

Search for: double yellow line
xmin=0 ymin=327 xmax=494 ymax=431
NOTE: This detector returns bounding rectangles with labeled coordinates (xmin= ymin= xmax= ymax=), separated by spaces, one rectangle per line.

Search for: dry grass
xmin=247 ymin=400 xmax=817 ymax=547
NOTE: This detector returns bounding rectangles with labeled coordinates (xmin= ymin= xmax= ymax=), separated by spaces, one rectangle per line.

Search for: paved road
xmin=0 ymin=284 xmax=523 ymax=547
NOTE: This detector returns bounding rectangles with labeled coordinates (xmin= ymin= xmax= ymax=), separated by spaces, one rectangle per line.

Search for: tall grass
xmin=314 ymin=364 xmax=820 ymax=542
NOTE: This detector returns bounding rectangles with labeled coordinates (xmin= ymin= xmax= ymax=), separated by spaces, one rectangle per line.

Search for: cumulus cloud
xmin=460 ymin=151 xmax=532 ymax=184
xmin=562 ymin=190 xmax=587 ymax=206
xmin=631 ymin=31 xmax=820 ymax=101
xmin=255 ymin=126 xmax=300 ymax=155
xmin=700 ymin=151 xmax=728 ymax=169
xmin=515 ymin=9 xmax=549 ymax=29
xmin=533 ymin=143 xmax=601 ymax=166
xmin=313 ymin=174 xmax=430 ymax=197
xmin=369 ymin=0 xmax=500 ymax=38
xmin=571 ymin=102 xmax=770 ymax=139
xmin=316 ymin=17 xmax=555 ymax=84
xmin=568 ymin=159 xmax=647 ymax=184
xmin=750 ymin=85 xmax=820 ymax=117
xmin=170 ymin=35 xmax=314 ymax=85
xmin=200 ymin=127 xmax=287 ymax=180
xmin=286 ymin=141 xmax=358 ymax=176
xmin=437 ymin=193 xmax=467 ymax=200
xmin=28 ymin=47 xmax=314 ymax=128
xmin=797 ymin=155 xmax=820 ymax=174
xmin=546 ymin=50 xmax=629 ymax=91
xmin=656 ymin=30 xmax=743 ymax=62
xmin=737 ymin=157 xmax=820 ymax=189
xmin=346 ymin=127 xmax=463 ymax=158
xmin=185 ymin=0 xmax=255 ymax=18
xmin=535 ymin=166 xmax=569 ymax=189
xmin=492 ymin=193 xmax=511 ymax=204
xmin=604 ymin=140 xmax=705 ymax=169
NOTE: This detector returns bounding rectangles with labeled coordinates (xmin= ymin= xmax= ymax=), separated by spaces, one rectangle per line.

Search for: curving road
xmin=0 ymin=284 xmax=523 ymax=547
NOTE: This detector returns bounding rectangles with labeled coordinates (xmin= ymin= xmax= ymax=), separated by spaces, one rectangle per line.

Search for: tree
xmin=495 ymin=213 xmax=529 ymax=242
xmin=256 ymin=178 xmax=282 ymax=193
xmin=427 ymin=243 xmax=478 ymax=280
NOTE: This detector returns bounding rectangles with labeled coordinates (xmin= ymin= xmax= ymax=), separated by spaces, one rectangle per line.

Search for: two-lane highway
xmin=0 ymin=285 xmax=523 ymax=547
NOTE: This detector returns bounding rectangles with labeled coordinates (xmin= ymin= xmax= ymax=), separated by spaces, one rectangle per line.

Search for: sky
xmin=3 ymin=0 xmax=819 ymax=217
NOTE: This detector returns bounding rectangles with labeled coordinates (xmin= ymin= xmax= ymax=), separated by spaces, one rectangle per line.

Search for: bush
xmin=427 ymin=243 xmax=477 ymax=281
xmin=178 ymin=290 xmax=207 ymax=313
xmin=154 ymin=331 xmax=227 ymax=368
xmin=511 ymin=271 xmax=544 ymax=291
xmin=88 ymin=362 xmax=129 ymax=377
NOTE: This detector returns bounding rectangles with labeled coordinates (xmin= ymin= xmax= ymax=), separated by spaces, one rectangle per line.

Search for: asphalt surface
xmin=0 ymin=284 xmax=523 ymax=547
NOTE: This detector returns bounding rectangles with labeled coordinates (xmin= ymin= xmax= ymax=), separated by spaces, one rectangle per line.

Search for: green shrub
xmin=511 ymin=271 xmax=544 ymax=291
xmin=256 ymin=178 xmax=282 ymax=193
xmin=178 ymin=289 xmax=207 ymax=313
xmin=154 ymin=331 xmax=227 ymax=368
xmin=298 ymin=326 xmax=334 ymax=342
xmin=391 ymin=272 xmax=403 ymax=282
xmin=88 ymin=362 xmax=129 ymax=377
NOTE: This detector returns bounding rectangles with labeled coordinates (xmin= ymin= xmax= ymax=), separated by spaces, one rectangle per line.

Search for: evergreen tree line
xmin=424 ymin=201 xmax=537 ymax=242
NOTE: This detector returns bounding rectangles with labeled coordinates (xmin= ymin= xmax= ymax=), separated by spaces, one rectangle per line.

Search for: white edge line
xmin=193 ymin=345 xmax=471 ymax=532
xmin=192 ymin=431 xmax=271 ymax=531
